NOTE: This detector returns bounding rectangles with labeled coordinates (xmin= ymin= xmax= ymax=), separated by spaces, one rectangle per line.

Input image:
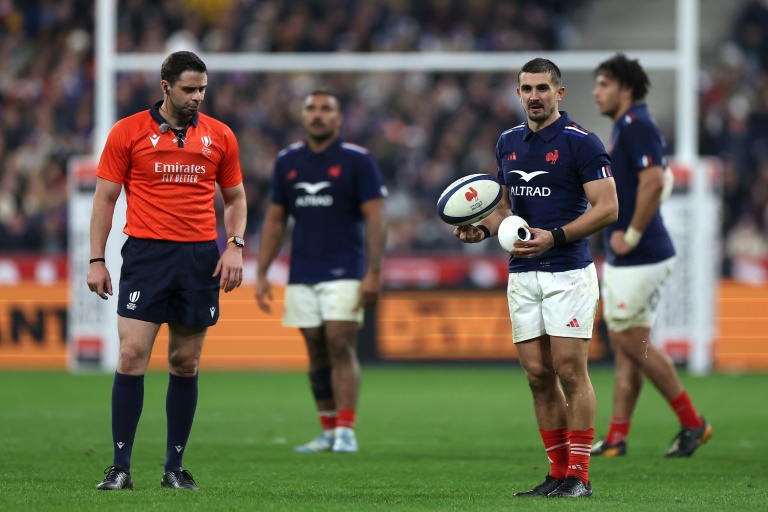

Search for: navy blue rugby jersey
xmin=495 ymin=111 xmax=612 ymax=273
xmin=603 ymin=103 xmax=675 ymax=266
xmin=269 ymin=138 xmax=387 ymax=284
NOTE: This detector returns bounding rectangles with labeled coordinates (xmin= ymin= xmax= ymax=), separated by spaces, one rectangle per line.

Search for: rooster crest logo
xmin=464 ymin=186 xmax=479 ymax=202
xmin=546 ymin=150 xmax=559 ymax=164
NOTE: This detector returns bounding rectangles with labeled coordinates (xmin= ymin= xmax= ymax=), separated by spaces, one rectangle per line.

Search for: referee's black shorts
xmin=117 ymin=237 xmax=221 ymax=327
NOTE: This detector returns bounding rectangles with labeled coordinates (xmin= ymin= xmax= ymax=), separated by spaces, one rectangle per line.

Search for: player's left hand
xmin=509 ymin=226 xmax=553 ymax=259
xmin=609 ymin=230 xmax=634 ymax=256
xmin=356 ymin=270 xmax=382 ymax=311
xmin=213 ymin=246 xmax=243 ymax=293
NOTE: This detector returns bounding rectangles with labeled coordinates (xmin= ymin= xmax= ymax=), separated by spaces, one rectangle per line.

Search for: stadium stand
xmin=1 ymin=0 xmax=767 ymax=269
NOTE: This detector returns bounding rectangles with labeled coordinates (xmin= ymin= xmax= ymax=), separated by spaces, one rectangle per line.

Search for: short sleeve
xmin=215 ymin=125 xmax=243 ymax=188
xmin=355 ymin=152 xmax=387 ymax=203
xmin=495 ymin=135 xmax=504 ymax=184
xmin=268 ymin=156 xmax=287 ymax=206
xmin=621 ymin=120 xmax=665 ymax=173
xmin=576 ymin=133 xmax=612 ymax=184
xmin=96 ymin=120 xmax=132 ymax=184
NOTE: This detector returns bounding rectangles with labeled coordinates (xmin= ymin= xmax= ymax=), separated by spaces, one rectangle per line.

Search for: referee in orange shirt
xmin=87 ymin=51 xmax=247 ymax=491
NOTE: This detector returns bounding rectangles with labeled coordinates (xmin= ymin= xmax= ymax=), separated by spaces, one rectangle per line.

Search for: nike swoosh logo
xmin=294 ymin=181 xmax=332 ymax=195
xmin=508 ymin=170 xmax=548 ymax=182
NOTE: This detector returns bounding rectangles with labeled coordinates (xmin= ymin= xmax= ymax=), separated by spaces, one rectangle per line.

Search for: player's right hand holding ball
xmin=454 ymin=224 xmax=486 ymax=243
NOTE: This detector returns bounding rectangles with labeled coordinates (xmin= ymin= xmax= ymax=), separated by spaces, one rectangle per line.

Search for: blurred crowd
xmin=699 ymin=0 xmax=768 ymax=277
xmin=2 ymin=0 xmax=768 ymax=277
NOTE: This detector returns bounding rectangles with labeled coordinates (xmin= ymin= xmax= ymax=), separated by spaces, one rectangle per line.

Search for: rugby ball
xmin=498 ymin=215 xmax=531 ymax=253
xmin=437 ymin=174 xmax=502 ymax=226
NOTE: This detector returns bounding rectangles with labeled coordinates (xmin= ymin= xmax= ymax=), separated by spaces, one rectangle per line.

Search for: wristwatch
xmin=227 ymin=236 xmax=245 ymax=248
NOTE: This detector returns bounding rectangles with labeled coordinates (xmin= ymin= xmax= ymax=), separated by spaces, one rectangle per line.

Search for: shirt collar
xmin=303 ymin=136 xmax=343 ymax=157
xmin=620 ymin=102 xmax=648 ymax=122
xmin=150 ymin=100 xmax=199 ymax=130
xmin=523 ymin=111 xmax=571 ymax=142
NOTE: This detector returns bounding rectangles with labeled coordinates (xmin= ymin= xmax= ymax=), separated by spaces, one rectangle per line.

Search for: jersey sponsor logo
xmin=149 ymin=134 xmax=160 ymax=148
xmin=154 ymin=161 xmax=207 ymax=184
xmin=509 ymin=185 xmax=551 ymax=197
xmin=546 ymin=149 xmax=559 ymax=164
xmin=153 ymin=162 xmax=207 ymax=174
xmin=294 ymin=181 xmax=333 ymax=207
xmin=294 ymin=182 xmax=331 ymax=195
xmin=296 ymin=195 xmax=333 ymax=207
xmin=508 ymin=170 xmax=548 ymax=182
xmin=508 ymin=169 xmax=551 ymax=196
xmin=127 ymin=291 xmax=140 ymax=310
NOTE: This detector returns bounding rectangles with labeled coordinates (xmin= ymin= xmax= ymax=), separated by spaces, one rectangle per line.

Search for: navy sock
xmin=111 ymin=372 xmax=144 ymax=471
xmin=165 ymin=373 xmax=198 ymax=471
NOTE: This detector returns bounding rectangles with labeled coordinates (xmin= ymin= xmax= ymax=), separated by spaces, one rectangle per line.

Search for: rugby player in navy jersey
xmin=455 ymin=58 xmax=618 ymax=498
xmin=256 ymin=91 xmax=387 ymax=454
xmin=590 ymin=53 xmax=711 ymax=458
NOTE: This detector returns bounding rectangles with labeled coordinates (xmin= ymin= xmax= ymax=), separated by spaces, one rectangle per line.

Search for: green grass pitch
xmin=0 ymin=366 xmax=766 ymax=511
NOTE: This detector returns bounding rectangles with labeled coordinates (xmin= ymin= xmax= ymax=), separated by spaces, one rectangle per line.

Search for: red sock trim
xmin=566 ymin=428 xmax=594 ymax=485
xmin=606 ymin=416 xmax=631 ymax=445
xmin=319 ymin=411 xmax=337 ymax=431
xmin=669 ymin=391 xmax=703 ymax=429
xmin=539 ymin=428 xmax=569 ymax=481
xmin=336 ymin=409 xmax=356 ymax=429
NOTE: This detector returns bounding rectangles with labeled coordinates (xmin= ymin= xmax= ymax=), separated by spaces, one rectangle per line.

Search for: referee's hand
xmin=87 ymin=262 xmax=113 ymax=300
xmin=213 ymin=248 xmax=243 ymax=293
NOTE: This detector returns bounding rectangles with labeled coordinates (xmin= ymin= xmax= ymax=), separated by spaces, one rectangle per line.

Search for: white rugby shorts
xmin=283 ymin=279 xmax=364 ymax=328
xmin=601 ymin=257 xmax=676 ymax=332
xmin=507 ymin=263 xmax=599 ymax=342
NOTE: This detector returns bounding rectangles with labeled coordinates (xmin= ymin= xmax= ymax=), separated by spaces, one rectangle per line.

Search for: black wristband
xmin=550 ymin=227 xmax=567 ymax=247
xmin=89 ymin=258 xmax=106 ymax=264
xmin=476 ymin=225 xmax=491 ymax=240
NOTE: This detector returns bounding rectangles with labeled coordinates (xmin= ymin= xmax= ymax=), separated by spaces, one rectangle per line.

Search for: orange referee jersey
xmin=97 ymin=106 xmax=242 ymax=242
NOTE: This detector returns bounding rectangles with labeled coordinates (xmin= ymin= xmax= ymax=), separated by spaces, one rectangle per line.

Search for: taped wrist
xmin=476 ymin=225 xmax=491 ymax=240
xmin=624 ymin=226 xmax=643 ymax=247
xmin=550 ymin=227 xmax=566 ymax=247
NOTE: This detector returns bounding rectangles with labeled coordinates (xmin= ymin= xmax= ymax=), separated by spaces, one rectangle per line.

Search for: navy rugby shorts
xmin=117 ymin=237 xmax=221 ymax=327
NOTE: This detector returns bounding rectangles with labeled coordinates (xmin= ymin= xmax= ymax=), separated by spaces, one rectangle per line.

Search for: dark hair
xmin=305 ymin=89 xmax=340 ymax=104
xmin=517 ymin=58 xmax=562 ymax=88
xmin=594 ymin=53 xmax=650 ymax=101
xmin=160 ymin=51 xmax=207 ymax=86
